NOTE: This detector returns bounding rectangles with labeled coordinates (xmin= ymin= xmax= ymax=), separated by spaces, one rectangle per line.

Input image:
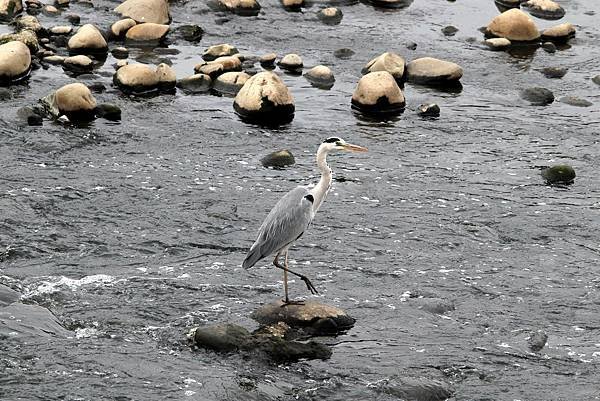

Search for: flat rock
xmin=125 ymin=22 xmax=169 ymax=42
xmin=0 ymin=284 xmax=19 ymax=307
xmin=520 ymin=87 xmax=554 ymax=105
xmin=541 ymin=164 xmax=575 ymax=184
xmin=363 ymin=0 xmax=413 ymax=9
xmin=521 ymin=0 xmax=565 ymax=20
xmin=442 ymin=25 xmax=458 ymax=36
xmin=406 ymin=57 xmax=462 ymax=85
xmin=40 ymin=82 xmax=96 ymax=121
xmin=233 ymin=71 xmax=294 ymax=125
xmin=194 ymin=55 xmax=242 ymax=78
xmin=484 ymin=37 xmax=511 ymax=50
xmin=558 ymin=96 xmax=592 ymax=107
xmin=0 ymin=303 xmax=71 ymax=339
xmin=67 ymin=24 xmax=108 ymax=54
xmin=63 ymin=54 xmax=93 ymax=73
xmin=486 ymin=8 xmax=540 ymax=41
xmin=49 ymin=25 xmax=72 ymax=35
xmin=95 ymin=103 xmax=121 ymax=120
xmin=541 ymin=23 xmax=576 ymax=42
xmin=114 ymin=0 xmax=170 ymax=24
xmin=261 ymin=149 xmax=295 ymax=168
xmin=0 ymin=40 xmax=31 ymax=84
xmin=176 ymin=73 xmax=211 ymax=93
xmin=203 ymin=43 xmax=238 ymax=61
xmin=362 ymin=52 xmax=405 ymax=82
xmin=352 ymin=71 xmax=405 ymax=116
xmin=540 ymin=66 xmax=567 ymax=78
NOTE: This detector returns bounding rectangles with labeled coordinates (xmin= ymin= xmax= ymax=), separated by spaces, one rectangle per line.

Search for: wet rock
xmin=194 ymin=323 xmax=251 ymax=352
xmin=317 ymin=7 xmax=342 ymax=25
xmin=114 ymin=59 xmax=127 ymax=69
xmin=541 ymin=41 xmax=556 ymax=53
xmin=40 ymin=82 xmax=97 ymax=121
xmin=441 ymin=25 xmax=458 ymax=36
xmin=406 ymin=41 xmax=417 ymax=50
xmin=540 ymin=66 xmax=566 ymax=79
xmin=203 ymin=43 xmax=238 ymax=61
xmin=406 ymin=57 xmax=462 ymax=85
xmin=114 ymin=0 xmax=170 ymax=24
xmin=111 ymin=46 xmax=129 ymax=59
xmin=49 ymin=25 xmax=72 ymax=35
xmin=259 ymin=52 xmax=276 ymax=67
xmin=65 ymin=13 xmax=79 ymax=24
xmin=521 ymin=0 xmax=565 ymax=20
xmin=593 ymin=75 xmax=600 ymax=86
xmin=364 ymin=0 xmax=414 ymax=9
xmin=174 ymin=24 xmax=203 ymax=42
xmin=177 ymin=73 xmax=211 ymax=93
xmin=527 ymin=330 xmax=548 ymax=352
xmin=15 ymin=15 xmax=43 ymax=34
xmin=0 ymin=0 xmax=23 ymax=19
xmin=250 ymin=335 xmax=331 ymax=362
xmin=212 ymin=0 xmax=261 ymax=16
xmin=114 ymin=63 xmax=158 ymax=93
xmin=361 ymin=51 xmax=405 ymax=82
xmin=95 ymin=103 xmax=121 ymax=121
xmin=261 ymin=149 xmax=295 ymax=168
xmin=0 ymin=302 xmax=71 ymax=339
xmin=334 ymin=47 xmax=354 ymax=59
xmin=63 ymin=54 xmax=93 ymax=73
xmin=304 ymin=65 xmax=334 ymax=89
xmin=110 ymin=18 xmax=137 ymax=38
xmin=0 ymin=41 xmax=31 ymax=84
xmin=43 ymin=54 xmax=65 ymax=64
xmin=0 ymin=30 xmax=39 ymax=53
xmin=541 ymin=164 xmax=575 ymax=184
xmin=194 ymin=55 xmax=242 ymax=78
xmin=494 ymin=0 xmax=521 ymax=11
xmin=125 ymin=22 xmax=169 ymax=42
xmin=413 ymin=297 xmax=454 ymax=314
xmin=213 ymin=71 xmax=249 ymax=95
xmin=0 ymin=284 xmax=19 ymax=307
xmin=43 ymin=5 xmax=59 ymax=15
xmin=484 ymin=37 xmax=511 ymax=50
xmin=371 ymin=377 xmax=454 ymax=401
xmin=281 ymin=0 xmax=303 ymax=11
xmin=17 ymin=106 xmax=42 ymax=125
xmin=278 ymin=53 xmax=303 ymax=73
xmin=541 ymin=23 xmax=576 ymax=42
xmin=233 ymin=71 xmax=294 ymax=125
xmin=558 ymin=96 xmax=592 ymax=107
xmin=486 ymin=8 xmax=540 ymax=41
xmin=417 ymin=103 xmax=440 ymax=117
xmin=352 ymin=71 xmax=405 ymax=116
xmin=55 ymin=0 xmax=69 ymax=7
xmin=520 ymin=87 xmax=554 ymax=105
xmin=67 ymin=24 xmax=108 ymax=54
xmin=0 ymin=87 xmax=11 ymax=100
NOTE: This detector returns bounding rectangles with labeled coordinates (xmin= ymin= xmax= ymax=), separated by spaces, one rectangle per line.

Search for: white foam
xmin=25 ymin=274 xmax=118 ymax=297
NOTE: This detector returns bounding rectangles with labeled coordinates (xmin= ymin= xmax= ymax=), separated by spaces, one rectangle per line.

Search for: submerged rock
xmin=484 ymin=37 xmax=511 ymax=50
xmin=233 ymin=71 xmax=294 ymax=125
xmin=352 ymin=71 xmax=405 ymax=116
xmin=541 ymin=164 xmax=575 ymax=184
xmin=541 ymin=23 xmax=576 ymax=42
xmin=485 ymin=9 xmax=540 ymax=41
xmin=520 ymin=87 xmax=554 ymax=105
xmin=114 ymin=0 xmax=170 ymax=24
xmin=527 ymin=330 xmax=548 ymax=352
xmin=0 ymin=302 xmax=71 ymax=339
xmin=67 ymin=24 xmax=108 ymax=54
xmin=261 ymin=149 xmax=295 ymax=168
xmin=17 ymin=106 xmax=43 ymax=125
xmin=176 ymin=73 xmax=211 ymax=93
xmin=521 ymin=0 xmax=565 ymax=20
xmin=0 ymin=284 xmax=19 ymax=307
xmin=441 ymin=25 xmax=458 ymax=36
xmin=259 ymin=52 xmax=276 ymax=67
xmin=125 ymin=22 xmax=169 ymax=42
xmin=317 ymin=7 xmax=342 ymax=25
xmin=40 ymin=82 xmax=97 ymax=121
xmin=95 ymin=103 xmax=121 ymax=120
xmin=417 ymin=103 xmax=440 ymax=117
xmin=0 ymin=40 xmax=31 ymax=85
xmin=304 ymin=65 xmax=334 ymax=89
xmin=370 ymin=377 xmax=454 ymax=401
xmin=111 ymin=46 xmax=129 ymax=59
xmin=540 ymin=66 xmax=567 ymax=79
xmin=174 ymin=24 xmax=203 ymax=42
xmin=213 ymin=71 xmax=249 ymax=95
xmin=363 ymin=0 xmax=413 ymax=9
xmin=278 ymin=53 xmax=303 ymax=73
xmin=203 ymin=43 xmax=238 ymax=61
xmin=406 ymin=57 xmax=462 ymax=85
xmin=361 ymin=52 xmax=405 ymax=82
xmin=541 ymin=41 xmax=557 ymax=53
xmin=558 ymin=96 xmax=592 ymax=107
xmin=212 ymin=0 xmax=261 ymax=16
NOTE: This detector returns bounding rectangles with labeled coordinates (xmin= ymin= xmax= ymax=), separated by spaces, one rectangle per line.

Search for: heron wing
xmin=242 ymin=186 xmax=315 ymax=269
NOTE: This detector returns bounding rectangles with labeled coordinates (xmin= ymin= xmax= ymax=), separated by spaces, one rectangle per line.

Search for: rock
xmin=0 ymin=303 xmax=71 ymax=339
xmin=63 ymin=54 xmax=93 ymax=73
xmin=114 ymin=59 xmax=127 ymax=69
xmin=441 ymin=25 xmax=458 ymax=36
xmin=114 ymin=63 xmax=158 ymax=93
xmin=412 ymin=297 xmax=454 ymax=314
xmin=40 ymin=82 xmax=97 ymax=121
xmin=65 ymin=13 xmax=79 ymax=24
xmin=125 ymin=22 xmax=169 ymax=42
xmin=17 ymin=106 xmax=43 ymax=125
xmin=363 ymin=0 xmax=414 ymax=9
xmin=261 ymin=149 xmax=295 ymax=168
xmin=334 ymin=48 xmax=354 ymax=59
xmin=527 ymin=330 xmax=548 ymax=352
xmin=203 ymin=43 xmax=238 ymax=61
xmin=213 ymin=71 xmax=249 ymax=95
xmin=194 ymin=324 xmax=252 ymax=352
xmin=233 ymin=71 xmax=294 ymax=125
xmin=593 ymin=75 xmax=600 ymax=86
xmin=176 ymin=73 xmax=211 ymax=93
xmin=0 ymin=41 xmax=31 ymax=84
xmin=417 ymin=103 xmax=440 ymax=117
xmin=67 ymin=24 xmax=108 ymax=54
xmin=0 ymin=0 xmax=22 ymax=19
xmin=0 ymin=30 xmax=39 ymax=53
xmin=317 ymin=7 xmax=342 ymax=25
xmin=304 ymin=65 xmax=335 ymax=89
xmin=49 ymin=25 xmax=72 ymax=35
xmin=252 ymin=300 xmax=356 ymax=335
xmin=541 ymin=164 xmax=575 ymax=184
xmin=406 ymin=41 xmax=417 ymax=50
xmin=259 ymin=52 xmax=276 ymax=67
xmin=486 ymin=8 xmax=540 ymax=41
xmin=521 ymin=0 xmax=565 ymax=20
xmin=155 ymin=62 xmax=176 ymax=90
xmin=494 ymin=0 xmax=520 ymax=11
xmin=361 ymin=52 xmax=405 ymax=82
xmin=406 ymin=57 xmax=463 ymax=85
xmin=212 ymin=0 xmax=261 ymax=16
xmin=484 ymin=37 xmax=511 ymax=50
xmin=15 ymin=15 xmax=43 ymax=34
xmin=95 ymin=103 xmax=121 ymax=120
xmin=541 ymin=41 xmax=556 ymax=53
xmin=540 ymin=66 xmax=566 ymax=79
xmin=559 ymin=96 xmax=592 ymax=107
xmin=174 ymin=24 xmax=203 ymax=42
xmin=541 ymin=23 xmax=576 ymax=42
xmin=0 ymin=283 xmax=19 ymax=307
xmin=520 ymin=87 xmax=554 ymax=105
xmin=114 ymin=0 xmax=170 ymax=24
xmin=281 ymin=0 xmax=303 ymax=10
xmin=194 ymin=55 xmax=242 ymax=78
xmin=43 ymin=5 xmax=59 ymax=15
xmin=351 ymin=71 xmax=405 ymax=116
xmin=43 ymin=55 xmax=65 ymax=65
xmin=371 ymin=377 xmax=454 ymax=401
xmin=0 ymin=87 xmax=11 ymax=100
xmin=55 ymin=0 xmax=69 ymax=6
xmin=278 ymin=53 xmax=302 ymax=72
xmin=110 ymin=18 xmax=137 ymax=38
xmin=111 ymin=46 xmax=129 ymax=59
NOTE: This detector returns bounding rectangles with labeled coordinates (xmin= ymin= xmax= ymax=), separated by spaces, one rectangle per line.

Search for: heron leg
xmin=272 ymin=250 xmax=319 ymax=302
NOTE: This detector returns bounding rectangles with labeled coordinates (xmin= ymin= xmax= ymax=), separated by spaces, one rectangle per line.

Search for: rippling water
xmin=1 ymin=0 xmax=600 ymax=400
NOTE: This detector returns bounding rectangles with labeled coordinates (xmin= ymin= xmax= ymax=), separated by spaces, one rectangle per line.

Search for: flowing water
xmin=1 ymin=0 xmax=600 ymax=400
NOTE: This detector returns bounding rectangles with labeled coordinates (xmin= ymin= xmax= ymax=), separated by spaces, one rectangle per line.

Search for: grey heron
xmin=242 ymin=137 xmax=368 ymax=304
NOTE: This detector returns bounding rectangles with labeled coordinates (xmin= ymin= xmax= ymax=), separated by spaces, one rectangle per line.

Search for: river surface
xmin=1 ymin=0 xmax=600 ymax=400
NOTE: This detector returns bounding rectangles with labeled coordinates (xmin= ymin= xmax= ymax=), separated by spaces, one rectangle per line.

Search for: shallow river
xmin=1 ymin=0 xmax=600 ymax=400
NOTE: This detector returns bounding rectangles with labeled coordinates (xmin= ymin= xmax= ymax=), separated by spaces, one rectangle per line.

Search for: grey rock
xmin=541 ymin=164 xmax=575 ymax=185
xmin=111 ymin=46 xmax=129 ymax=59
xmin=593 ymin=75 xmax=600 ymax=86
xmin=371 ymin=377 xmax=454 ymax=401
xmin=541 ymin=42 xmax=556 ymax=53
xmin=95 ymin=103 xmax=121 ymax=121
xmin=317 ymin=7 xmax=342 ymax=25
xmin=17 ymin=106 xmax=43 ymax=125
xmin=540 ymin=67 xmax=567 ymax=79
xmin=0 ymin=87 xmax=11 ymax=100
xmin=0 ymin=303 xmax=71 ymax=339
xmin=0 ymin=284 xmax=19 ymax=307
xmin=559 ymin=96 xmax=592 ymax=107
xmin=175 ymin=24 xmax=203 ymax=42
xmin=261 ymin=149 xmax=295 ymax=168
xmin=333 ymin=48 xmax=354 ymax=59
xmin=441 ymin=25 xmax=458 ymax=36
xmin=527 ymin=330 xmax=548 ymax=352
xmin=417 ymin=103 xmax=440 ymax=117
xmin=520 ymin=87 xmax=554 ymax=105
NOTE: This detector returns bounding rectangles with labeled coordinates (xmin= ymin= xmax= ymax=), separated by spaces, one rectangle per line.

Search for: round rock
xmin=351 ymin=71 xmax=405 ymax=116
xmin=278 ymin=53 xmax=303 ymax=72
xmin=541 ymin=164 xmax=575 ymax=184
xmin=282 ymin=0 xmax=303 ymax=10
xmin=486 ymin=8 xmax=541 ymax=41
xmin=521 ymin=0 xmax=565 ymax=20
xmin=0 ymin=30 xmax=39 ymax=53
xmin=125 ymin=22 xmax=169 ymax=42
xmin=63 ymin=54 xmax=93 ymax=73
xmin=67 ymin=24 xmax=108 ymax=54
xmin=484 ymin=37 xmax=511 ymax=50
xmin=361 ymin=52 xmax=405 ymax=82
xmin=441 ymin=25 xmax=458 ymax=36
xmin=49 ymin=25 xmax=72 ymax=35
xmin=0 ymin=41 xmax=31 ymax=84
xmin=406 ymin=57 xmax=463 ymax=85
xmin=95 ymin=103 xmax=121 ymax=121
xmin=233 ymin=71 xmax=294 ymax=125
xmin=203 ymin=43 xmax=238 ymax=61
xmin=317 ymin=7 xmax=342 ymax=24
xmin=260 ymin=149 xmax=295 ymax=168
xmin=110 ymin=18 xmax=137 ymax=38
xmin=213 ymin=0 xmax=261 ymax=16
xmin=304 ymin=65 xmax=334 ymax=89
xmin=176 ymin=73 xmax=211 ymax=93
xmin=541 ymin=23 xmax=576 ymax=42
xmin=113 ymin=63 xmax=159 ymax=93
xmin=540 ymin=66 xmax=566 ymax=79
xmin=111 ymin=46 xmax=129 ymax=59
xmin=259 ymin=52 xmax=276 ymax=67
xmin=114 ymin=0 xmax=170 ymax=24
xmin=213 ymin=71 xmax=249 ymax=95
xmin=527 ymin=330 xmax=548 ymax=352
xmin=520 ymin=87 xmax=554 ymax=105
xmin=593 ymin=75 xmax=600 ymax=86
xmin=194 ymin=323 xmax=251 ymax=352
xmin=541 ymin=41 xmax=557 ymax=53
xmin=40 ymin=82 xmax=97 ymax=121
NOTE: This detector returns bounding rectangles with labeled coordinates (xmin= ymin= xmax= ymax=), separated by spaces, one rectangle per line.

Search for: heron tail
xmin=242 ymin=246 xmax=263 ymax=269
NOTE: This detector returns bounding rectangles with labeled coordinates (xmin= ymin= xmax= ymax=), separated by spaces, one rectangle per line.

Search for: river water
xmin=1 ymin=0 xmax=600 ymax=400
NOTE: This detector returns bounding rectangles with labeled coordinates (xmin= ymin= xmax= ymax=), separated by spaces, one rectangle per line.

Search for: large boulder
xmin=125 ymin=22 xmax=169 ymax=42
xmin=40 ymin=82 xmax=97 ymax=121
xmin=351 ymin=71 xmax=405 ymax=116
xmin=0 ymin=0 xmax=22 ymax=20
xmin=406 ymin=57 xmax=462 ymax=85
xmin=114 ymin=0 xmax=170 ymax=24
xmin=362 ymin=52 xmax=405 ymax=82
xmin=485 ymin=8 xmax=541 ymax=41
xmin=0 ymin=40 xmax=31 ymax=84
xmin=113 ymin=62 xmax=175 ymax=94
xmin=233 ymin=71 xmax=294 ymax=125
xmin=212 ymin=0 xmax=261 ymax=16
xmin=67 ymin=24 xmax=108 ymax=54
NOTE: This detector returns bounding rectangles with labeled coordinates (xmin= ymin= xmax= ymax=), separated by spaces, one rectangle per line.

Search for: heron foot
xmin=281 ymin=299 xmax=305 ymax=307
xmin=300 ymin=275 xmax=319 ymax=295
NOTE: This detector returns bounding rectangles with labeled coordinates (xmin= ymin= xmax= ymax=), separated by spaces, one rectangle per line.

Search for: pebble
xmin=260 ymin=150 xmax=295 ymax=168
xmin=484 ymin=37 xmax=511 ymax=50
xmin=541 ymin=164 xmax=575 ymax=184
xmin=540 ymin=67 xmax=567 ymax=79
xmin=541 ymin=41 xmax=557 ymax=53
xmin=527 ymin=330 xmax=548 ymax=352
xmin=520 ymin=87 xmax=554 ymax=105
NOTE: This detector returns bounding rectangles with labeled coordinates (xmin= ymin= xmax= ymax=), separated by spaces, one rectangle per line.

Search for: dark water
xmin=2 ymin=0 xmax=600 ymax=400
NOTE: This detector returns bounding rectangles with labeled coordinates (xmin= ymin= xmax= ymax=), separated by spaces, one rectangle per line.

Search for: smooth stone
xmin=558 ymin=96 xmax=592 ymax=107
xmin=281 ymin=0 xmax=303 ymax=10
xmin=213 ymin=71 xmax=249 ymax=95
xmin=65 ymin=13 xmax=79 ymax=24
xmin=55 ymin=0 xmax=69 ymax=6
xmin=528 ymin=330 xmax=548 ymax=352
xmin=484 ymin=37 xmax=511 ymax=50
xmin=486 ymin=8 xmax=540 ymax=41
xmin=0 ymin=41 xmax=31 ymax=84
xmin=113 ymin=63 xmax=158 ymax=93
xmin=0 ymin=30 xmax=39 ymax=53
xmin=541 ymin=41 xmax=556 ymax=52
xmin=155 ymin=62 xmax=176 ymax=89
xmin=521 ymin=0 xmax=565 ymax=20
xmin=67 ymin=24 xmax=108 ymax=54
xmin=352 ymin=71 xmax=405 ymax=116
xmin=194 ymin=323 xmax=251 ymax=352
xmin=441 ymin=25 xmax=458 ymax=36
xmin=213 ymin=0 xmax=261 ymax=16
xmin=278 ymin=53 xmax=302 ymax=72
xmin=0 ymin=303 xmax=71 ymax=339
xmin=114 ymin=59 xmax=127 ymax=69
xmin=260 ymin=149 xmax=295 ymax=168
xmin=43 ymin=54 xmax=65 ymax=64
xmin=175 ymin=24 xmax=203 ymax=42
xmin=417 ymin=103 xmax=440 ymax=117
xmin=541 ymin=23 xmax=576 ymax=42
xmin=125 ymin=22 xmax=169 ymax=42
xmin=593 ymin=75 xmax=600 ymax=86
xmin=43 ymin=5 xmax=59 ymax=15
xmin=540 ymin=66 xmax=567 ymax=79
xmin=114 ymin=0 xmax=170 ymax=24
xmin=176 ymin=73 xmax=211 ymax=93
xmin=110 ymin=18 xmax=137 ymax=38
xmin=49 ymin=25 xmax=72 ymax=35
xmin=406 ymin=41 xmax=417 ymax=50
xmin=63 ymin=54 xmax=93 ymax=72
xmin=259 ymin=52 xmax=276 ymax=67
xmin=233 ymin=71 xmax=294 ymax=125
xmin=15 ymin=15 xmax=43 ymax=33
xmin=0 ymin=283 xmax=19 ymax=307
xmin=363 ymin=0 xmax=414 ymax=9
xmin=40 ymin=82 xmax=97 ymax=120
xmin=17 ymin=105 xmax=43 ymax=125
xmin=111 ymin=46 xmax=129 ymax=59
xmin=304 ymin=65 xmax=334 ymax=89
xmin=541 ymin=164 xmax=575 ymax=184
xmin=317 ymin=7 xmax=342 ymax=25
xmin=0 ymin=0 xmax=23 ymax=19
xmin=361 ymin=51 xmax=405 ymax=82
xmin=203 ymin=43 xmax=238 ymax=61
xmin=95 ymin=103 xmax=121 ymax=120
xmin=194 ymin=55 xmax=242 ymax=78
xmin=334 ymin=48 xmax=354 ymax=59
xmin=520 ymin=87 xmax=554 ymax=105
xmin=406 ymin=57 xmax=463 ymax=85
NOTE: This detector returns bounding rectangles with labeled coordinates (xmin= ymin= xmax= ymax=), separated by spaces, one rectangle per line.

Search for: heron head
xmin=322 ymin=137 xmax=368 ymax=153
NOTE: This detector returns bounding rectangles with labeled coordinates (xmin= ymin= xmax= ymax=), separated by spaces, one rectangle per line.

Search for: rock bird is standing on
xmin=242 ymin=137 xmax=368 ymax=304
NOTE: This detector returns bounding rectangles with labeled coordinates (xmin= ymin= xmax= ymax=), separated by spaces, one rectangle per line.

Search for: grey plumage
xmin=242 ymin=186 xmax=315 ymax=269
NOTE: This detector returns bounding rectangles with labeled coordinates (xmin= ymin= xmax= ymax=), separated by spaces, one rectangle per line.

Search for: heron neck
xmin=310 ymin=145 xmax=332 ymax=212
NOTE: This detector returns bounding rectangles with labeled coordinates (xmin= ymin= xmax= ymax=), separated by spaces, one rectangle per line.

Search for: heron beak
xmin=342 ymin=143 xmax=368 ymax=153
